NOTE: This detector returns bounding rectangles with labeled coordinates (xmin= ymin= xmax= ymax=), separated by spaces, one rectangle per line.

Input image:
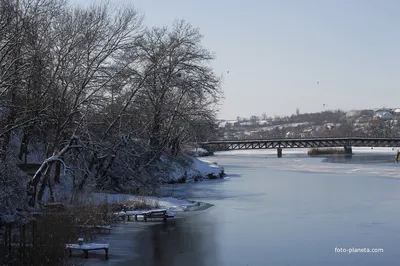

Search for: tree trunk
xmin=1 ymin=88 xmax=16 ymax=160
xmin=78 ymin=153 xmax=97 ymax=190
xmin=37 ymin=164 xmax=53 ymax=208
xmin=54 ymin=160 xmax=61 ymax=183
xmin=48 ymin=177 xmax=55 ymax=203
xmin=28 ymin=162 xmax=50 ymax=207
xmin=18 ymin=131 xmax=30 ymax=164
xmin=149 ymin=111 xmax=162 ymax=149
xmin=28 ymin=135 xmax=81 ymax=207
xmin=96 ymin=155 xmax=116 ymax=190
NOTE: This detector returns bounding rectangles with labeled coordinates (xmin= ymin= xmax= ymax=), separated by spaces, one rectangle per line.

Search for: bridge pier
xmin=344 ymin=146 xmax=352 ymax=156
xmin=277 ymin=148 xmax=282 ymax=158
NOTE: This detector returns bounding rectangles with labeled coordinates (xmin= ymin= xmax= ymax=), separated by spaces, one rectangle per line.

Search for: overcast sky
xmin=70 ymin=0 xmax=400 ymax=120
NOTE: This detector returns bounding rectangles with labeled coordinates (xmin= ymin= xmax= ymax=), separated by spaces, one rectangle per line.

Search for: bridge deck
xmin=199 ymin=138 xmax=400 ymax=152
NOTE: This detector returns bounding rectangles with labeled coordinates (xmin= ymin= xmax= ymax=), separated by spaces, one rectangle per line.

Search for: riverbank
xmin=166 ymin=156 xmax=224 ymax=183
xmin=89 ymin=193 xmax=205 ymax=212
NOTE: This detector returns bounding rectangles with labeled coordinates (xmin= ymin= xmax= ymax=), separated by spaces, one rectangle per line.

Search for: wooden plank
xmin=65 ymin=243 xmax=109 ymax=259
xmin=65 ymin=243 xmax=109 ymax=250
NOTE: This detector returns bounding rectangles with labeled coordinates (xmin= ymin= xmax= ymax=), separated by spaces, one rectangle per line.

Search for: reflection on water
xmin=114 ymin=213 xmax=218 ymax=266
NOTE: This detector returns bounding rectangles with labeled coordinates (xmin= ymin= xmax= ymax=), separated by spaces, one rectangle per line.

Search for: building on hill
xmin=218 ymin=121 xmax=240 ymax=128
xmin=374 ymin=111 xmax=394 ymax=121
xmin=393 ymin=108 xmax=400 ymax=115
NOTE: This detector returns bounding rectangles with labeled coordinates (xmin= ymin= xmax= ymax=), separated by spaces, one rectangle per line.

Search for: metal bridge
xmin=199 ymin=137 xmax=400 ymax=157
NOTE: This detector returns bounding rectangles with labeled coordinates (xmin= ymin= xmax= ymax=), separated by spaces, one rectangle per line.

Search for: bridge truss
xmin=199 ymin=138 xmax=400 ymax=152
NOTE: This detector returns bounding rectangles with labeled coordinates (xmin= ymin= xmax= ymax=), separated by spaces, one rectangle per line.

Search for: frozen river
xmin=84 ymin=148 xmax=400 ymax=266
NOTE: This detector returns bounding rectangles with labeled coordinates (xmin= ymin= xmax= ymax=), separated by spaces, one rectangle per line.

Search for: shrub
xmin=207 ymin=173 xmax=218 ymax=179
xmin=127 ymin=197 xmax=160 ymax=210
xmin=0 ymin=203 xmax=112 ymax=266
xmin=177 ymin=175 xmax=187 ymax=183
xmin=193 ymin=175 xmax=202 ymax=182
xmin=307 ymin=148 xmax=345 ymax=156
xmin=219 ymin=168 xmax=225 ymax=178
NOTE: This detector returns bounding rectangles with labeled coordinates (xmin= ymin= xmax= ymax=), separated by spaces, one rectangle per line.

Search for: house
xmin=240 ymin=122 xmax=252 ymax=126
xmin=218 ymin=121 xmax=228 ymax=128
xmin=374 ymin=111 xmax=394 ymax=121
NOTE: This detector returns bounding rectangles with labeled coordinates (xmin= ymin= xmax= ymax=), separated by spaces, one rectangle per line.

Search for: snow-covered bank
xmin=192 ymin=147 xmax=214 ymax=157
xmin=167 ymin=156 xmax=224 ymax=182
xmin=192 ymin=157 xmax=222 ymax=175
xmin=90 ymin=193 xmax=200 ymax=212
xmin=82 ymin=157 xmax=222 ymax=213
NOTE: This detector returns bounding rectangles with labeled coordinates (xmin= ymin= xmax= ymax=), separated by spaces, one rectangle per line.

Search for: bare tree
xmin=249 ymin=115 xmax=259 ymax=125
xmin=0 ymin=1 xmax=223 ymax=212
xmin=261 ymin=112 xmax=268 ymax=120
xmin=133 ymin=20 xmax=221 ymax=152
xmin=24 ymin=2 xmax=144 ymax=207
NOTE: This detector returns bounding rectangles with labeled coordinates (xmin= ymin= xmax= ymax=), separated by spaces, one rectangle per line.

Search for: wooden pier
xmin=65 ymin=243 xmax=109 ymax=259
xmin=115 ymin=208 xmax=176 ymax=223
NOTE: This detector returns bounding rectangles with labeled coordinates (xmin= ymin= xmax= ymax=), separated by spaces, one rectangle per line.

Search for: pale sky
xmin=70 ymin=0 xmax=400 ymax=120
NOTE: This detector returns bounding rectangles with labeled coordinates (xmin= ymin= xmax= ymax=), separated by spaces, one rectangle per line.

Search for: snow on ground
xmin=90 ymin=193 xmax=198 ymax=212
xmin=192 ymin=157 xmax=221 ymax=174
xmin=258 ymin=122 xmax=310 ymax=131
xmin=168 ymin=156 xmax=223 ymax=181
xmin=192 ymin=147 xmax=211 ymax=156
xmin=82 ymin=157 xmax=222 ymax=213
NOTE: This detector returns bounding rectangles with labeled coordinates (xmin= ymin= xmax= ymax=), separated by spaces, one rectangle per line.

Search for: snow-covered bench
xmin=65 ymin=243 xmax=109 ymax=259
xmin=115 ymin=208 xmax=176 ymax=222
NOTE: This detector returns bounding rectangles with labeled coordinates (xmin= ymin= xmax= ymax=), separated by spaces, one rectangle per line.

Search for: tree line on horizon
xmin=234 ymin=109 xmax=346 ymax=125
xmin=219 ymin=109 xmax=400 ymax=140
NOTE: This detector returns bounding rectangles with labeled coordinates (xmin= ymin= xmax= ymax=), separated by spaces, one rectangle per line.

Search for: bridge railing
xmin=200 ymin=137 xmax=400 ymax=144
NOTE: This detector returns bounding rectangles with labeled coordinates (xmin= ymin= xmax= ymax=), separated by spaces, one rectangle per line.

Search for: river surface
xmin=85 ymin=150 xmax=400 ymax=266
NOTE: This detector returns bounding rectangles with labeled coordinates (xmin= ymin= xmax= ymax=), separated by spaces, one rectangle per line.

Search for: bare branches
xmin=132 ymin=20 xmax=222 ymax=152
xmin=0 ymin=1 xmax=222 ymax=213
